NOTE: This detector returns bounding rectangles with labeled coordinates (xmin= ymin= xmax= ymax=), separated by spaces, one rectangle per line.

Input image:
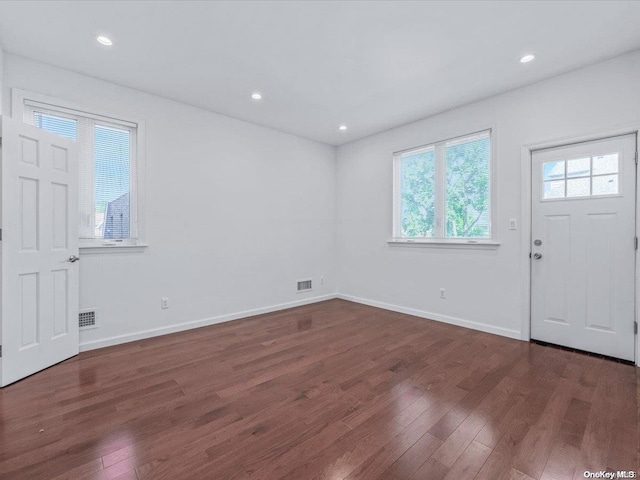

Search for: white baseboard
xmin=336 ymin=293 xmax=522 ymax=341
xmin=79 ymin=294 xmax=338 ymax=352
xmin=80 ymin=292 xmax=523 ymax=352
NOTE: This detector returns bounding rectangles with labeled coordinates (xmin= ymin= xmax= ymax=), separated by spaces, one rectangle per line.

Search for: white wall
xmin=0 ymin=42 xmax=4 ymax=113
xmin=3 ymin=54 xmax=337 ymax=350
xmin=3 ymin=49 xmax=640 ymax=352
xmin=336 ymin=50 xmax=640 ymax=339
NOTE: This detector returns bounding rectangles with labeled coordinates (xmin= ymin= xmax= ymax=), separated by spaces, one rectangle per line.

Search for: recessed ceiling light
xmin=251 ymin=92 xmax=262 ymax=100
xmin=96 ymin=35 xmax=113 ymax=46
xmin=339 ymin=125 xmax=347 ymax=131
xmin=520 ymin=54 xmax=535 ymax=63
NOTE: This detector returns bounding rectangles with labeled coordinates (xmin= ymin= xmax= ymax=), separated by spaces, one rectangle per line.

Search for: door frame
xmin=519 ymin=124 xmax=640 ymax=366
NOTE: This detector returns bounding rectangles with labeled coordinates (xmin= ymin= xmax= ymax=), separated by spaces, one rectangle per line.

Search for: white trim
xmin=392 ymin=128 xmax=493 ymax=157
xmin=24 ymin=99 xmax=137 ymax=128
xmin=80 ymin=244 xmax=148 ymax=254
xmin=11 ymin=88 xmax=148 ymax=251
xmin=392 ymin=127 xmax=498 ymax=243
xmin=79 ymin=294 xmax=338 ymax=351
xmin=435 ymin=141 xmax=445 ymax=237
xmin=337 ymin=294 xmax=521 ymax=340
xmin=12 ymin=89 xmax=141 ymax=127
xmin=519 ymin=124 xmax=640 ymax=366
xmin=387 ymin=239 xmax=500 ymax=249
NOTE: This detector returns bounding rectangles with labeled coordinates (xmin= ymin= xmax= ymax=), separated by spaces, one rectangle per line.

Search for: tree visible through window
xmin=395 ymin=131 xmax=492 ymax=240
xmin=445 ymin=135 xmax=490 ymax=238
xmin=401 ymin=148 xmax=435 ymax=237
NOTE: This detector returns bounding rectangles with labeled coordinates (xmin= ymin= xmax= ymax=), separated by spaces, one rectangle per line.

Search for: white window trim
xmin=391 ymin=127 xmax=498 ymax=247
xmin=12 ymin=88 xmax=147 ymax=251
xmin=387 ymin=239 xmax=501 ymax=249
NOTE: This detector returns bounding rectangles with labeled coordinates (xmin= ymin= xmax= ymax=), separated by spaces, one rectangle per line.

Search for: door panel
xmin=531 ymin=134 xmax=636 ymax=361
xmin=52 ymin=269 xmax=69 ymax=337
xmin=585 ymin=213 xmax=615 ymax=332
xmin=543 ymin=215 xmax=570 ymax=324
xmin=19 ymin=273 xmax=39 ymax=348
xmin=20 ymin=177 xmax=39 ymax=251
xmin=1 ymin=116 xmax=79 ymax=386
xmin=19 ymin=135 xmax=39 ymax=166
xmin=52 ymin=182 xmax=68 ymax=250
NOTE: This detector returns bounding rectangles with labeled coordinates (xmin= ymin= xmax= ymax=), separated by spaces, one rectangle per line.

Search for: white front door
xmin=531 ymin=133 xmax=637 ymax=361
xmin=1 ymin=116 xmax=79 ymax=387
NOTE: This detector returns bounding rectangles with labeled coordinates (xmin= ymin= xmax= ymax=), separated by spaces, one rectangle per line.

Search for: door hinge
xmin=0 ymin=345 xmax=2 ymax=358
xmin=636 ymin=150 xmax=638 ymax=165
xmin=635 ymin=321 xmax=638 ymax=335
xmin=636 ymin=237 xmax=638 ymax=250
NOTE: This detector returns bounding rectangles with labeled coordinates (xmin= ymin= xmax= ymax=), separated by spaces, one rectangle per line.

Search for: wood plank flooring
xmin=0 ymin=299 xmax=638 ymax=479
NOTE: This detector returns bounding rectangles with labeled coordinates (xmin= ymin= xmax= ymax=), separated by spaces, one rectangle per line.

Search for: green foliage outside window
xmin=445 ymin=137 xmax=490 ymax=238
xmin=401 ymin=150 xmax=435 ymax=237
xmin=399 ymin=135 xmax=490 ymax=239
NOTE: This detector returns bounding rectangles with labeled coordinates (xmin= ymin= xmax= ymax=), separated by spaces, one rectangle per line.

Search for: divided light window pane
xmin=25 ymin=105 xmax=136 ymax=241
xmin=541 ymin=153 xmax=620 ymax=200
xmin=445 ymin=134 xmax=490 ymax=238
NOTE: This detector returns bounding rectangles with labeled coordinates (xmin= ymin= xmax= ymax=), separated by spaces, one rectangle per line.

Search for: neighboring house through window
xmin=14 ymin=90 xmax=145 ymax=248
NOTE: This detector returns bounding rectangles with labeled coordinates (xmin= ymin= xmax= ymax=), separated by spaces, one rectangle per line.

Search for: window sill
xmin=80 ymin=244 xmax=148 ymax=254
xmin=387 ymin=239 xmax=501 ymax=249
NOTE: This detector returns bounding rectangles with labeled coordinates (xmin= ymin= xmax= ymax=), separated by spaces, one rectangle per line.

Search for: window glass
xmin=445 ymin=135 xmax=490 ymax=238
xmin=95 ymin=125 xmax=131 ymax=239
xmin=542 ymin=154 xmax=620 ymax=200
xmin=394 ymin=131 xmax=493 ymax=240
xmin=400 ymin=149 xmax=436 ymax=237
xmin=566 ymin=158 xmax=590 ymax=178
xmin=26 ymin=104 xmax=137 ymax=241
xmin=593 ymin=154 xmax=618 ymax=176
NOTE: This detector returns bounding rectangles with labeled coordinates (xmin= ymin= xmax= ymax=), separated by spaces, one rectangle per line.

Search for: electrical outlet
xmin=161 ymin=297 xmax=169 ymax=309
xmin=320 ymin=276 xmax=324 ymax=285
xmin=440 ymin=288 xmax=446 ymax=299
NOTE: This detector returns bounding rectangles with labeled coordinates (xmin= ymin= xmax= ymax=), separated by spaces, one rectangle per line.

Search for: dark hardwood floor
xmin=0 ymin=299 xmax=638 ymax=479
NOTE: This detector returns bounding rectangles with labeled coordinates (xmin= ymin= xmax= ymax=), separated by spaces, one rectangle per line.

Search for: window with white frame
xmin=21 ymin=97 xmax=142 ymax=246
xmin=542 ymin=154 xmax=619 ymax=200
xmin=393 ymin=130 xmax=493 ymax=241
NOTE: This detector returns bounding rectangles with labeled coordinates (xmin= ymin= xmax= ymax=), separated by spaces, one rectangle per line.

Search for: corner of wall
xmin=0 ymin=42 xmax=4 ymax=115
xmin=331 ymin=143 xmax=340 ymax=296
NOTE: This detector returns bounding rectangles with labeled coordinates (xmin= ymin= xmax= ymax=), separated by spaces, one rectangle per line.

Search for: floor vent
xmin=297 ymin=280 xmax=313 ymax=292
xmin=79 ymin=310 xmax=97 ymax=329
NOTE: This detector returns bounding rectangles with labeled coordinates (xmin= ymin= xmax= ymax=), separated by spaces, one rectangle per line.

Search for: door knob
xmin=67 ymin=255 xmax=80 ymax=263
xmin=533 ymin=253 xmax=542 ymax=259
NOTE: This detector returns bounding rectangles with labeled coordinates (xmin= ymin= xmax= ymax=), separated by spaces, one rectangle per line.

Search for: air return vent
xmin=297 ymin=280 xmax=313 ymax=292
xmin=79 ymin=310 xmax=97 ymax=329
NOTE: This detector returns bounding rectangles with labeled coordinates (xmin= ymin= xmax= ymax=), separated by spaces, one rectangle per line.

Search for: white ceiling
xmin=0 ymin=1 xmax=639 ymax=146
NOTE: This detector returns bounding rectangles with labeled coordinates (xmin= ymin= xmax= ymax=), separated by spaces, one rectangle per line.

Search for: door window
xmin=542 ymin=153 xmax=619 ymax=200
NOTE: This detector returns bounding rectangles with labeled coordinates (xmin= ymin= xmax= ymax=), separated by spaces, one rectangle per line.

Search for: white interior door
xmin=531 ymin=133 xmax=637 ymax=361
xmin=1 ymin=116 xmax=79 ymax=387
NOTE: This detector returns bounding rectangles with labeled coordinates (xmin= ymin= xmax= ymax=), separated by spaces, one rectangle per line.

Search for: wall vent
xmin=297 ymin=279 xmax=313 ymax=292
xmin=79 ymin=310 xmax=97 ymax=329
